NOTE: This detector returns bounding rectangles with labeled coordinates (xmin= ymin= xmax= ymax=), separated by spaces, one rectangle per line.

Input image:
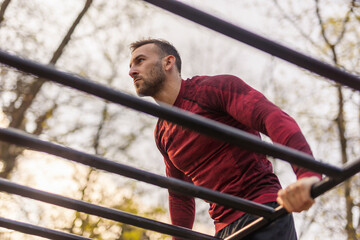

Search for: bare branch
xmin=9 ymin=0 xmax=94 ymax=129
xmin=1 ymin=0 xmax=94 ymax=178
xmin=315 ymin=0 xmax=354 ymax=64
xmin=93 ymin=104 xmax=108 ymax=155
xmin=49 ymin=0 xmax=93 ymax=65
xmin=315 ymin=0 xmax=332 ymax=47
xmin=272 ymin=0 xmax=321 ymax=50
xmin=32 ymin=103 xmax=58 ymax=136
xmin=334 ymin=2 xmax=353 ymax=46
xmin=0 ymin=0 xmax=11 ymax=24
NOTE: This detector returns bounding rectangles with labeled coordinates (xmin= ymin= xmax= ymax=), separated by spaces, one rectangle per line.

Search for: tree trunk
xmin=0 ymin=0 xmax=11 ymax=24
xmin=336 ymin=85 xmax=357 ymax=239
xmin=0 ymin=0 xmax=93 ymax=178
xmin=314 ymin=1 xmax=357 ymax=238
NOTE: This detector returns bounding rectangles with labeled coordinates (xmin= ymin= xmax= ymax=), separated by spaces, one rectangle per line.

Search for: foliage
xmin=0 ymin=0 xmax=167 ymax=239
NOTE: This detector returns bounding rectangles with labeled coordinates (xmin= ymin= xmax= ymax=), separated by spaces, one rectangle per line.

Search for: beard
xmin=135 ymin=60 xmax=166 ymax=97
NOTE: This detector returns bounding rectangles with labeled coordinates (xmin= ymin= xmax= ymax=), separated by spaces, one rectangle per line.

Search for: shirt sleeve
xmin=165 ymin=155 xmax=196 ymax=236
xmin=155 ymin=134 xmax=195 ymax=240
xmin=215 ymin=75 xmax=321 ymax=180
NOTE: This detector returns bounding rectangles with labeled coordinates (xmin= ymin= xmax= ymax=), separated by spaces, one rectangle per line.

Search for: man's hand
xmin=277 ymin=176 xmax=320 ymax=213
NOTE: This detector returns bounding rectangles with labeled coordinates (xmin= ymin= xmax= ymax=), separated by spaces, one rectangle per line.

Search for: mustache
xmin=133 ymin=76 xmax=142 ymax=83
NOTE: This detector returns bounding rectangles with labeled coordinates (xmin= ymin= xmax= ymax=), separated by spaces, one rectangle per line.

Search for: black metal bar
xmin=0 ymin=127 xmax=275 ymax=218
xmin=310 ymin=177 xmax=339 ymax=199
xmin=0 ymin=216 xmax=92 ymax=240
xmin=136 ymin=2 xmax=360 ymax=239
xmin=142 ymin=0 xmax=360 ymax=91
xmin=0 ymin=50 xmax=342 ymax=177
xmin=0 ymin=178 xmax=219 ymax=240
xmin=311 ymin=157 xmax=360 ymax=198
xmin=225 ymin=207 xmax=288 ymax=240
xmin=227 ymin=158 xmax=360 ymax=240
xmin=224 ymin=217 xmax=269 ymax=240
xmin=342 ymin=157 xmax=360 ymax=179
xmin=0 ymin=1 xmax=356 ymax=239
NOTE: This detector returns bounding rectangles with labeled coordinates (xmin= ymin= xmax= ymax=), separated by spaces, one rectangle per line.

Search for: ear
xmin=163 ymin=55 xmax=176 ymax=71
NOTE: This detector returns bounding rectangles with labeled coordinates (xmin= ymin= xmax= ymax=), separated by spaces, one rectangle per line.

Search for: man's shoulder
xmin=154 ymin=118 xmax=164 ymax=133
xmin=184 ymin=74 xmax=245 ymax=92
xmin=186 ymin=74 xmax=240 ymax=84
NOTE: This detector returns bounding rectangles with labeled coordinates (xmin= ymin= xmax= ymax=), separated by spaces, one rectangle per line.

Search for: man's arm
xmin=164 ymin=155 xmax=195 ymax=240
xmin=215 ymin=75 xmax=321 ymax=212
xmin=169 ymin=190 xmax=195 ymax=232
xmin=254 ymin=105 xmax=322 ymax=212
xmin=155 ymin=125 xmax=195 ymax=239
xmin=167 ymin=165 xmax=195 ymax=240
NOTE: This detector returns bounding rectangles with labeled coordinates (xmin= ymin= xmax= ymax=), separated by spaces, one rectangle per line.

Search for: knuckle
xmin=278 ymin=190 xmax=285 ymax=197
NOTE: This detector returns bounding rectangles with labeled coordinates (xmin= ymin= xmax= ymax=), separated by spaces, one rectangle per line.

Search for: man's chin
xmin=136 ymin=87 xmax=157 ymax=97
xmin=135 ymin=87 xmax=144 ymax=97
xmin=136 ymin=90 xmax=149 ymax=97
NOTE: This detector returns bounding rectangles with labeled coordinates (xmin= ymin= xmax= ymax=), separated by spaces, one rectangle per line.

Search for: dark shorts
xmin=215 ymin=202 xmax=297 ymax=240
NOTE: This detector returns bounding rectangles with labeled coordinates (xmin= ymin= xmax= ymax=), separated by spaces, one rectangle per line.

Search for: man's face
xmin=129 ymin=44 xmax=166 ymax=97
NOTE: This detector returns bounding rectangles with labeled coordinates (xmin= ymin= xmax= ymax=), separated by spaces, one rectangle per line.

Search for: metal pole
xmin=0 ymin=127 xmax=275 ymax=218
xmin=142 ymin=0 xmax=360 ymax=91
xmin=226 ymin=158 xmax=360 ymax=239
xmin=0 ymin=50 xmax=342 ymax=177
xmin=0 ymin=178 xmax=219 ymax=240
xmin=311 ymin=157 xmax=360 ymax=198
xmin=0 ymin=217 xmax=92 ymax=240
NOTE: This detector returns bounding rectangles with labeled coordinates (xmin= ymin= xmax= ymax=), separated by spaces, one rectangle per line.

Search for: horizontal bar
xmin=342 ymin=157 xmax=360 ymax=179
xmin=137 ymin=2 xmax=360 ymax=239
xmin=311 ymin=157 xmax=360 ymax=198
xmin=0 ymin=216 xmax=92 ymax=240
xmin=0 ymin=127 xmax=275 ymax=218
xmin=227 ymin=157 xmax=360 ymax=239
xmin=0 ymin=178 xmax=219 ymax=240
xmin=224 ymin=217 xmax=269 ymax=240
xmin=0 ymin=50 xmax=342 ymax=177
xmin=225 ymin=207 xmax=288 ymax=240
xmin=143 ymin=0 xmax=360 ymax=91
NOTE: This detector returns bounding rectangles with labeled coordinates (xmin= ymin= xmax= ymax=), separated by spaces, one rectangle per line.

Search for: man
xmin=128 ymin=39 xmax=321 ymax=240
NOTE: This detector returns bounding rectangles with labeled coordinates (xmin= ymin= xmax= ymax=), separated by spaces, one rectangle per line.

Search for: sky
xmin=0 ymin=0 xmax=359 ymax=239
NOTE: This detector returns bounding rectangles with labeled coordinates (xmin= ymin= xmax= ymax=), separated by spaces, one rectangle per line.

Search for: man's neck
xmin=154 ymin=75 xmax=182 ymax=105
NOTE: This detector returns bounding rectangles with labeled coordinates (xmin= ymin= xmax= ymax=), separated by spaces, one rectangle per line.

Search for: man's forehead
xmin=132 ymin=43 xmax=158 ymax=57
xmin=130 ymin=44 xmax=158 ymax=65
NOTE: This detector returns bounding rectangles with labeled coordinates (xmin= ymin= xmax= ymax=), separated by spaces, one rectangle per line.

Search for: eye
xmin=138 ymin=58 xmax=144 ymax=63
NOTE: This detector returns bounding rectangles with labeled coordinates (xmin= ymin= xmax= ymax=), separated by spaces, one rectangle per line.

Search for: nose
xmin=129 ymin=67 xmax=138 ymax=79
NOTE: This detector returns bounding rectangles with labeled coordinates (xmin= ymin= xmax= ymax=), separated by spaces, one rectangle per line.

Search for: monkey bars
xmin=0 ymin=0 xmax=359 ymax=239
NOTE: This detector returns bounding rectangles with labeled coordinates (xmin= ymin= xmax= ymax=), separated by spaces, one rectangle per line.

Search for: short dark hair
xmin=130 ymin=39 xmax=182 ymax=73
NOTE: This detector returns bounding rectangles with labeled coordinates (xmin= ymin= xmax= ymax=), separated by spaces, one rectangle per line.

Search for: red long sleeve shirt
xmin=154 ymin=75 xmax=321 ymax=236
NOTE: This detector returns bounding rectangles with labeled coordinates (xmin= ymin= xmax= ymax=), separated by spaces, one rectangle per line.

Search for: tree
xmin=266 ymin=0 xmax=360 ymax=239
xmin=0 ymin=0 xmax=93 ymax=178
xmin=0 ymin=0 xmax=167 ymax=239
